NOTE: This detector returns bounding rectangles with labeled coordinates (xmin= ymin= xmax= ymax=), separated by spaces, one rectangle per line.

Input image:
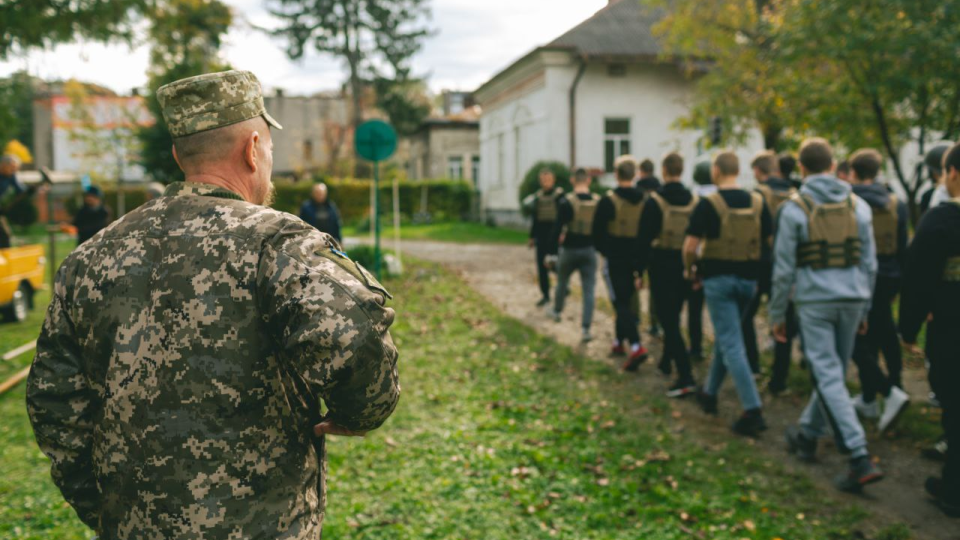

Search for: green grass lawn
xmin=0 ymin=258 xmax=914 ymax=539
xmin=345 ymin=221 xmax=528 ymax=245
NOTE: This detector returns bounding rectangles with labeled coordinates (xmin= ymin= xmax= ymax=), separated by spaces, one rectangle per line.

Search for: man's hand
xmin=634 ymin=276 xmax=643 ymax=290
xmin=858 ymin=321 xmax=869 ymax=336
xmin=314 ymin=421 xmax=367 ymax=437
xmin=772 ymin=323 xmax=788 ymax=344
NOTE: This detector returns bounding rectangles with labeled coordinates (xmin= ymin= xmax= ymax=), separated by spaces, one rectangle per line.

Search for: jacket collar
xmin=163 ymin=181 xmax=246 ymax=202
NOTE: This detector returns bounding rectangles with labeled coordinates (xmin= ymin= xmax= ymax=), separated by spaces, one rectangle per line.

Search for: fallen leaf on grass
xmin=743 ymin=520 xmax=756 ymax=532
xmin=384 ymin=436 xmax=397 ymax=447
xmin=596 ymin=478 xmax=610 ymax=486
xmin=645 ymin=449 xmax=671 ymax=462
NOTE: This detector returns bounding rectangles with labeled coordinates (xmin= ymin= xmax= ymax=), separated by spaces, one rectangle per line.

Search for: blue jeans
xmin=703 ymin=275 xmax=763 ymax=411
xmin=554 ymin=247 xmax=597 ymax=330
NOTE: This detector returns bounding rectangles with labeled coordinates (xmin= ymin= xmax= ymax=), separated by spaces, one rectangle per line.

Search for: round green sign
xmin=354 ymin=120 xmax=398 ymax=162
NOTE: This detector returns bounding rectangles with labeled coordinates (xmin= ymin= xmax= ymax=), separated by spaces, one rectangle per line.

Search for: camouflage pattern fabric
xmin=157 ymin=70 xmax=283 ymax=138
xmin=26 ymin=181 xmax=400 ymax=538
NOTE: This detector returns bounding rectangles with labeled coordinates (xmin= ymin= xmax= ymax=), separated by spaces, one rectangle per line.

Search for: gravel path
xmin=393 ymin=239 xmax=956 ymax=540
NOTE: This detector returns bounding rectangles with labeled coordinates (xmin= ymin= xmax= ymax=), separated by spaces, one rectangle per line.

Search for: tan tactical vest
xmin=755 ymin=183 xmax=797 ymax=216
xmin=566 ymin=192 xmax=600 ymax=236
xmin=871 ymin=194 xmax=899 ymax=257
xmin=650 ymin=191 xmax=699 ymax=251
xmin=607 ymin=191 xmax=645 ymax=238
xmin=535 ymin=188 xmax=563 ymax=222
xmin=944 ymin=199 xmax=960 ymax=282
xmin=701 ymin=191 xmax=763 ymax=262
xmin=792 ymin=193 xmax=862 ymax=269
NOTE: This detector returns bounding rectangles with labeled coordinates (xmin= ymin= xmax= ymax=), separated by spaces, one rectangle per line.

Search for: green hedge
xmin=65 ymin=179 xmax=475 ymax=224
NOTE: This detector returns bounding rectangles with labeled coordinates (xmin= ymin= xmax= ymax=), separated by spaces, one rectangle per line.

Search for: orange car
xmin=0 ymin=245 xmax=46 ymax=322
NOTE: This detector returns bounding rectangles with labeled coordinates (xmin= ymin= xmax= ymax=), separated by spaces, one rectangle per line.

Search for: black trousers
xmin=852 ymin=275 xmax=903 ymax=401
xmin=741 ymin=291 xmax=764 ymax=374
xmin=650 ymin=257 xmax=692 ymax=382
xmin=534 ymin=234 xmax=556 ymax=299
xmin=928 ymin=319 xmax=960 ymax=502
xmin=688 ymin=286 xmax=704 ymax=356
xmin=608 ymin=259 xmax=641 ymax=346
xmin=768 ymin=303 xmax=799 ymax=392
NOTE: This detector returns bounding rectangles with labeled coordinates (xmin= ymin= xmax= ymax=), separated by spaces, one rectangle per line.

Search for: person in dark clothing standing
xmin=900 ymin=142 xmax=960 ymax=518
xmin=636 ymin=158 xmax=663 ymax=338
xmin=299 ymin=183 xmax=343 ymax=242
xmin=919 ymin=143 xmax=953 ymax=217
xmin=528 ymin=169 xmax=563 ymax=306
xmin=779 ymin=152 xmax=802 ymax=190
xmin=594 ymin=156 xmax=649 ymax=369
xmin=0 ymin=154 xmax=30 ymax=248
xmin=844 ymin=149 xmax=911 ymax=433
xmin=686 ymin=159 xmax=715 ymax=361
xmin=549 ymin=169 xmax=599 ymax=342
xmin=637 ymin=152 xmax=697 ymax=397
xmin=72 ymin=186 xmax=111 ymax=246
xmin=742 ymin=151 xmax=798 ymax=386
xmin=684 ymin=151 xmax=773 ymax=437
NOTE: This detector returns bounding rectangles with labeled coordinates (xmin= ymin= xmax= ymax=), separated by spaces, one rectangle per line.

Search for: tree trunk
xmin=871 ymin=96 xmax=913 ymax=220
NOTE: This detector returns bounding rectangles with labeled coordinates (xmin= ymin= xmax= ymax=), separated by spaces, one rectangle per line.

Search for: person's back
xmin=27 ymin=70 xmax=400 ymax=539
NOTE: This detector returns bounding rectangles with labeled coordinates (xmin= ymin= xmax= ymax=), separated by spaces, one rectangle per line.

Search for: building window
xmin=604 ymin=118 xmax=631 ymax=173
xmin=448 ymin=156 xmax=464 ymax=179
xmin=471 ymin=155 xmax=480 ymax=186
xmin=303 ymin=140 xmax=314 ymax=163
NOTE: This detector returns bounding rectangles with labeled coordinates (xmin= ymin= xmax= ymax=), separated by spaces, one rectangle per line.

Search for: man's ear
xmin=244 ymin=131 xmax=260 ymax=172
xmin=172 ymin=144 xmax=183 ymax=171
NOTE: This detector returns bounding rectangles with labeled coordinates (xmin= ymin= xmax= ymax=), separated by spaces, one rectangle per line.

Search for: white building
xmin=473 ymin=0 xmax=764 ymax=224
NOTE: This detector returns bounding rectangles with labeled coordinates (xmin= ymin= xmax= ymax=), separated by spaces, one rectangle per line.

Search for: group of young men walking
xmin=527 ymin=138 xmax=960 ymax=514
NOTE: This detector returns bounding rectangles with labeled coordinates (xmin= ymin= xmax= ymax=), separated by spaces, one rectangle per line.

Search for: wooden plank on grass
xmin=3 ymin=340 xmax=37 ymax=361
xmin=0 ymin=365 xmax=30 ymax=395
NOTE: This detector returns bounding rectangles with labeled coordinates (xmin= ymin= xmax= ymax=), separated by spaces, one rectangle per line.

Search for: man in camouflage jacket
xmin=26 ymin=70 xmax=401 ymax=539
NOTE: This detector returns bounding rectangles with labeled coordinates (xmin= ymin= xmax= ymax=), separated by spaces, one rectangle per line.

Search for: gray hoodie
xmin=768 ymin=174 xmax=877 ymax=325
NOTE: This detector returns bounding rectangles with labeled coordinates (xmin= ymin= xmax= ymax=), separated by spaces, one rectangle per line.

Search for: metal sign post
xmin=354 ymin=120 xmax=398 ymax=279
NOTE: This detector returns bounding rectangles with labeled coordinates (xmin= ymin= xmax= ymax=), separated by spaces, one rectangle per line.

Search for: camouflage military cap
xmin=156 ymin=70 xmax=283 ymax=138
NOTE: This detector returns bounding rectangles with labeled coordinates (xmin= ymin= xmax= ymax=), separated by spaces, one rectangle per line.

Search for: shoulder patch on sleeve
xmin=318 ymin=248 xmax=393 ymax=302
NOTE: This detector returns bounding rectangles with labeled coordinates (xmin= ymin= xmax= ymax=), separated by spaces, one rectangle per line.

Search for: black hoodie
xmin=851 ymin=183 xmax=908 ymax=278
xmin=593 ymin=185 xmax=645 ymax=270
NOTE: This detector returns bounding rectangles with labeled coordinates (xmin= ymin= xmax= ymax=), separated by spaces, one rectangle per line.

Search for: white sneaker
xmin=581 ymin=329 xmax=593 ymax=343
xmin=852 ymin=394 xmax=880 ymax=419
xmin=878 ymin=386 xmax=910 ymax=433
xmin=545 ymin=307 xmax=561 ymax=322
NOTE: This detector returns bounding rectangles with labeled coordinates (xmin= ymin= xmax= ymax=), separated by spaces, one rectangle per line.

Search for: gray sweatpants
xmin=554 ymin=246 xmax=597 ymax=330
xmin=796 ymin=301 xmax=870 ymax=458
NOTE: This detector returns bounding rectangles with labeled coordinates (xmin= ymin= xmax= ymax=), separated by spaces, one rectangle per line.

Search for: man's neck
xmin=573 ymin=185 xmax=590 ymax=194
xmin=616 ymin=181 xmax=634 ymax=189
xmin=714 ymin=176 xmax=739 ymax=189
xmin=184 ymin=172 xmax=254 ymax=203
xmin=663 ymin=176 xmax=681 ymax=184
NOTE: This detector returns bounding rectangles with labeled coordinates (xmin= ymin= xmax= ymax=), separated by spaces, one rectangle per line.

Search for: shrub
xmin=518 ymin=161 xmax=571 ymax=216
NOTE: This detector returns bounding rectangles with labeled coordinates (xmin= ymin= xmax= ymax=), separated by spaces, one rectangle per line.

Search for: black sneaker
xmin=926 ymin=477 xmax=960 ymax=518
xmin=657 ymin=357 xmax=672 ymax=376
xmin=696 ymin=390 xmax=718 ymax=415
xmin=536 ymin=297 xmax=550 ymax=307
xmin=731 ymin=410 xmax=767 ymax=438
xmin=688 ymin=350 xmax=704 ymax=363
xmin=785 ymin=425 xmax=817 ymax=462
xmin=666 ymin=380 xmax=697 ymax=399
xmin=767 ymin=381 xmax=787 ymax=397
xmin=834 ymin=456 xmax=884 ymax=493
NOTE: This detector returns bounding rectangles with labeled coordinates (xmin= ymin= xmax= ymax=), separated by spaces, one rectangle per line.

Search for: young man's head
xmin=849 ymin=148 xmax=883 ymax=184
xmin=572 ymin=167 xmax=591 ymax=190
xmin=778 ymin=152 xmax=797 ymax=180
xmin=661 ymin=152 xmax=684 ymax=181
xmin=943 ymin=142 xmax=960 ymax=198
xmin=538 ymin=168 xmax=556 ymax=191
xmin=0 ymin=154 xmax=21 ymax=177
xmin=798 ymin=138 xmax=835 ymax=178
xmin=926 ymin=143 xmax=952 ymax=183
xmin=639 ymin=158 xmax=655 ymax=178
xmin=836 ymin=160 xmax=851 ymax=181
xmin=711 ymin=151 xmax=740 ymax=185
xmin=83 ymin=186 xmax=103 ymax=208
xmin=693 ymin=159 xmax=712 ymax=186
xmin=615 ymin=155 xmax=637 ymax=185
xmin=750 ymin=151 xmax=779 ymax=183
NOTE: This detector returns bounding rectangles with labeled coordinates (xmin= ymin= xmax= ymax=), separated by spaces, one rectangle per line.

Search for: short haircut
xmin=573 ymin=167 xmax=589 ymax=183
xmin=713 ymin=151 xmax=739 ymax=177
xmin=538 ymin=168 xmax=555 ymax=178
xmin=799 ymin=138 xmax=834 ymax=174
xmin=944 ymin=142 xmax=960 ymax=175
xmin=615 ymin=155 xmax=637 ymax=181
xmin=750 ymin=151 xmax=778 ymax=176
xmin=174 ymin=117 xmax=267 ymax=168
xmin=850 ymin=149 xmax=883 ymax=181
xmin=836 ymin=160 xmax=851 ymax=175
xmin=778 ymin=152 xmax=797 ymax=178
xmin=662 ymin=152 xmax=684 ymax=177
xmin=639 ymin=159 xmax=655 ymax=175
xmin=1 ymin=154 xmax=21 ymax=166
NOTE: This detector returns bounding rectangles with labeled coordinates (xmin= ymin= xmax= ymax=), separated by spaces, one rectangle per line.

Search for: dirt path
xmin=392 ymin=239 xmax=956 ymax=540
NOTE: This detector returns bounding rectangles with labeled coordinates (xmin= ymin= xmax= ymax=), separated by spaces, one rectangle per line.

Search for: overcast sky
xmin=0 ymin=0 xmax=607 ymax=96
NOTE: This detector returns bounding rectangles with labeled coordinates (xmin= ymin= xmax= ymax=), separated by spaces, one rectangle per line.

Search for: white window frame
xmin=604 ymin=118 xmax=632 ymax=173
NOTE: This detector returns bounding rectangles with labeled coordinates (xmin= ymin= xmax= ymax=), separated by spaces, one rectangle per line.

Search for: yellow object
xmin=0 ymin=244 xmax=46 ymax=312
xmin=3 ymin=139 xmax=33 ymax=164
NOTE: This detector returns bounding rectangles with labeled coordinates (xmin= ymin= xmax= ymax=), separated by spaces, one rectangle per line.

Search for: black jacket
xmin=73 ymin=204 xmax=110 ymax=245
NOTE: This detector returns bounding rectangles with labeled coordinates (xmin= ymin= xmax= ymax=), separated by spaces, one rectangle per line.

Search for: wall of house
xmin=425 ymin=126 xmax=480 ymax=182
xmin=264 ymin=94 xmax=350 ymax=176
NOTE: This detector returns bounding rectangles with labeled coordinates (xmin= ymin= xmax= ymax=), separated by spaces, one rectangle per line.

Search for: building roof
xmin=548 ymin=0 xmax=662 ymax=59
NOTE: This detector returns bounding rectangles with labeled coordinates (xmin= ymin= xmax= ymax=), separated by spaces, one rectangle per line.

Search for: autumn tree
xmin=137 ymin=0 xmax=233 ymax=183
xmin=267 ymin=0 xmax=432 ymax=138
xmin=0 ymin=71 xmax=43 ymax=152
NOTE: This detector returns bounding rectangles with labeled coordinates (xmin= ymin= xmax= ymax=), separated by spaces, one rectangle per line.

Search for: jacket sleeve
xmin=593 ymin=198 xmax=612 ymax=257
xmin=259 ymin=223 xmax=400 ymax=432
xmin=856 ymin=199 xmax=878 ymax=316
xmin=635 ymin=198 xmax=660 ymax=274
xmin=896 ymin=200 xmax=909 ymax=272
xmin=768 ymin=203 xmax=801 ymax=326
xmin=26 ymin=291 xmax=101 ymax=530
xmin=899 ymin=213 xmax=943 ymax=342
xmin=552 ymin=198 xmax=571 ymax=246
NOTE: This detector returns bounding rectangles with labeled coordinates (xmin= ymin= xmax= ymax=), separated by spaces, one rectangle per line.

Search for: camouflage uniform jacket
xmin=26 ymin=181 xmax=400 ymax=539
